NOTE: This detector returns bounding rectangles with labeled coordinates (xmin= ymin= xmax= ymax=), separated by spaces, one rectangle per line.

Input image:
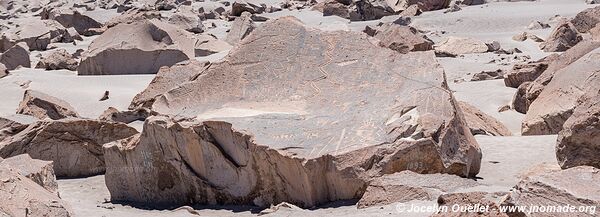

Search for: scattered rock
xmin=231 ymin=1 xmax=265 ymax=16
xmin=35 ymin=49 xmax=78 ymax=71
xmin=370 ymin=23 xmax=433 ymax=54
xmin=512 ymin=82 xmax=531 ymax=114
xmin=0 ymin=164 xmax=73 ymax=216
xmin=498 ymin=105 xmax=510 ymax=113
xmin=104 ymin=17 xmax=482 ymax=208
xmin=100 ymin=91 xmax=109 ymax=101
xmin=444 ymin=4 xmax=461 ymax=13
xmin=0 ymin=19 xmax=71 ymax=52
xmin=556 ymin=92 xmax=600 ymax=169
xmin=225 ymin=11 xmax=255 ymax=45
xmin=259 ymin=202 xmax=303 ymax=215
xmin=571 ymin=6 xmax=600 ymax=33
xmin=168 ymin=7 xmax=204 ymax=33
xmin=0 ymin=42 xmax=31 ymax=70
xmin=470 ymin=69 xmax=504 ymax=81
xmin=539 ymin=20 xmax=582 ymax=52
xmin=78 ymin=20 xmax=195 ymax=75
xmin=504 ymin=166 xmax=600 ymax=217
xmin=526 ymin=20 xmax=550 ymax=30
xmin=512 ymin=32 xmax=527 ymax=41
xmin=503 ymin=60 xmax=548 ymax=88
xmin=526 ymin=33 xmax=544 ymax=42
xmin=435 ymin=37 xmax=489 ymax=56
xmin=399 ymin=4 xmax=422 ymax=17
xmin=0 ymin=119 xmax=138 ymax=177
xmin=43 ymin=7 xmax=103 ymax=35
xmin=0 ymin=154 xmax=58 ymax=194
xmin=459 ymin=101 xmax=512 ymax=136
xmin=16 ymin=90 xmax=79 ymax=120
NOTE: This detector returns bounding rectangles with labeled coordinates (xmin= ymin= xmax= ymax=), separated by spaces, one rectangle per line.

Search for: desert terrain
xmin=1 ymin=0 xmax=600 ymax=216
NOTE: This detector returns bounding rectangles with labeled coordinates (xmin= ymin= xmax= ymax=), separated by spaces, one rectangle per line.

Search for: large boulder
xmin=522 ymin=48 xmax=600 ymax=135
xmin=0 ymin=19 xmax=72 ymax=52
xmin=539 ymin=20 xmax=583 ymax=52
xmin=104 ymin=17 xmax=481 ymax=208
xmin=512 ymin=82 xmax=531 ymax=114
xmin=16 ymin=90 xmax=79 ymax=120
xmin=225 ymin=11 xmax=255 ymax=46
xmin=458 ymin=101 xmax=512 ymax=136
xmin=435 ymin=37 xmax=489 ymax=56
xmin=168 ymin=6 xmax=204 ymax=33
xmin=43 ymin=8 xmax=103 ymax=35
xmin=356 ymin=171 xmax=480 ymax=208
xmin=503 ymin=58 xmax=550 ymax=88
xmin=77 ymin=19 xmax=195 ymax=75
xmin=505 ymin=166 xmax=600 ymax=217
xmin=35 ymin=49 xmax=78 ymax=71
xmin=571 ymin=6 xmax=600 ymax=33
xmin=0 ymin=154 xmax=58 ymax=194
xmin=524 ymin=40 xmax=600 ymax=114
xmin=0 ymin=42 xmax=30 ymax=70
xmin=0 ymin=164 xmax=73 ymax=217
xmin=0 ymin=119 xmax=138 ymax=177
xmin=129 ymin=60 xmax=210 ymax=109
xmin=556 ymin=92 xmax=600 ymax=169
xmin=370 ymin=23 xmax=433 ymax=54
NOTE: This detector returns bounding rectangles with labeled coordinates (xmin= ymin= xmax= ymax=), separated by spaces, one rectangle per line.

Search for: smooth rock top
xmin=150 ymin=17 xmax=480 ymax=172
xmin=77 ymin=19 xmax=196 ymax=75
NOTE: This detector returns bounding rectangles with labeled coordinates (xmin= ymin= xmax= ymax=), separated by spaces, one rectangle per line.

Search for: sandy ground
xmin=2 ymin=0 xmax=594 ymax=216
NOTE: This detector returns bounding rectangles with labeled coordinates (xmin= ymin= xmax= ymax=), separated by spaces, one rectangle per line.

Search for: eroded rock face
xmin=35 ymin=49 xmax=78 ymax=71
xmin=0 ymin=119 xmax=138 ymax=177
xmin=0 ymin=154 xmax=58 ymax=194
xmin=539 ymin=20 xmax=582 ymax=52
xmin=17 ymin=90 xmax=79 ymax=120
xmin=370 ymin=23 xmax=433 ymax=54
xmin=505 ymin=166 xmax=600 ymax=217
xmin=194 ymin=35 xmax=232 ymax=57
xmin=524 ymin=40 xmax=600 ymax=114
xmin=129 ymin=60 xmax=210 ymax=109
xmin=78 ymin=19 xmax=195 ymax=75
xmin=0 ymin=42 xmax=30 ymax=70
xmin=0 ymin=115 xmax=36 ymax=141
xmin=458 ymin=101 xmax=512 ymax=136
xmin=571 ymin=6 xmax=600 ymax=33
xmin=556 ymin=92 xmax=600 ymax=169
xmin=0 ymin=164 xmax=72 ymax=217
xmin=435 ymin=37 xmax=489 ymax=56
xmin=356 ymin=171 xmax=480 ymax=208
xmin=225 ymin=11 xmax=255 ymax=45
xmin=0 ymin=19 xmax=71 ymax=52
xmin=522 ymin=48 xmax=600 ymax=135
xmin=105 ymin=17 xmax=481 ymax=208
